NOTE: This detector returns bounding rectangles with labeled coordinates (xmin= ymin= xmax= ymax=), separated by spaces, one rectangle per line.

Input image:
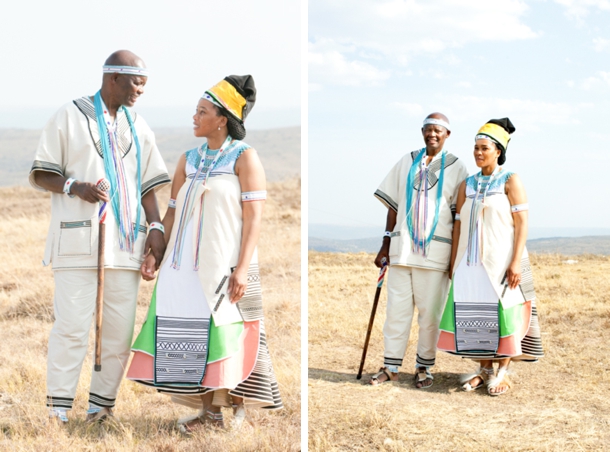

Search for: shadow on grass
xmin=308 ymin=367 xmax=489 ymax=395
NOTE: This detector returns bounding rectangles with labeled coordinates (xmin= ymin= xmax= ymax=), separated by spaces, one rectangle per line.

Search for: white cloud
xmin=309 ymin=41 xmax=391 ymax=89
xmin=593 ymin=37 xmax=610 ymax=52
xmin=580 ymin=71 xmax=610 ymax=90
xmin=553 ymin=0 xmax=610 ymax=23
xmin=310 ymin=1 xmax=537 ymax=52
xmin=457 ymin=81 xmax=472 ymax=88
xmin=439 ymin=95 xmax=584 ymax=130
xmin=393 ymin=102 xmax=424 ymax=117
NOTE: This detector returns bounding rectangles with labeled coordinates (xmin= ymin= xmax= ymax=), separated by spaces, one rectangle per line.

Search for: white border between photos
xmin=300 ymin=0 xmax=308 ymax=449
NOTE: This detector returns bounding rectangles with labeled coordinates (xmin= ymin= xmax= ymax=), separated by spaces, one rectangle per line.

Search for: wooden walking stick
xmin=356 ymin=258 xmax=388 ymax=380
xmin=94 ymin=178 xmax=110 ymax=372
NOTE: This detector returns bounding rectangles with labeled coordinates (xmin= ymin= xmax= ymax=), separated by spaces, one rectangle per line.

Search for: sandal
xmin=231 ymin=403 xmax=252 ymax=430
xmin=460 ymin=367 xmax=494 ymax=392
xmin=414 ymin=368 xmax=434 ymax=389
xmin=368 ymin=367 xmax=397 ymax=385
xmin=487 ymin=367 xmax=511 ymax=396
xmin=177 ymin=409 xmax=224 ymax=436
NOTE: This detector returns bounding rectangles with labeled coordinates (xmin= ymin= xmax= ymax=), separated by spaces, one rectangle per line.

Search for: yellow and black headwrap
xmin=475 ymin=118 xmax=515 ymax=165
xmin=202 ymin=75 xmax=256 ymax=140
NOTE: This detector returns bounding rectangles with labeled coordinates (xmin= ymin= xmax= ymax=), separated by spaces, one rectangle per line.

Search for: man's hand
xmin=71 ymin=181 xmax=110 ymax=203
xmin=374 ymin=242 xmax=390 ymax=268
xmin=144 ymin=229 xmax=166 ymax=269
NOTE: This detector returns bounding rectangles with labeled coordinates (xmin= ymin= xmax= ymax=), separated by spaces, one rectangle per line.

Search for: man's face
xmin=421 ymin=123 xmax=450 ymax=153
xmin=113 ymin=74 xmax=147 ymax=107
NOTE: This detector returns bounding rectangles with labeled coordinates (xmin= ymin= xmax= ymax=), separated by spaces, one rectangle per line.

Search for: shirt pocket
xmin=388 ymin=230 xmax=403 ymax=261
xmin=129 ymin=223 xmax=149 ymax=264
xmin=58 ymin=220 xmax=93 ymax=257
xmin=424 ymin=235 xmax=452 ymax=266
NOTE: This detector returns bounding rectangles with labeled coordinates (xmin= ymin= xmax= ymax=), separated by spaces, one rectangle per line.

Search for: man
xmin=29 ymin=50 xmax=171 ymax=422
xmin=369 ymin=113 xmax=468 ymax=388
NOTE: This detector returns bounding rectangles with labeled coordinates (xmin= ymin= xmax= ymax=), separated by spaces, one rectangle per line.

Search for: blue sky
xmin=309 ymin=0 xmax=610 ymax=232
xmin=0 ymin=0 xmax=300 ymax=129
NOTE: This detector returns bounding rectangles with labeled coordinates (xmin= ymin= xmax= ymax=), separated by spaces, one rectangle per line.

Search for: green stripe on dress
xmin=208 ymin=316 xmax=244 ymax=362
xmin=132 ymin=283 xmax=244 ymax=362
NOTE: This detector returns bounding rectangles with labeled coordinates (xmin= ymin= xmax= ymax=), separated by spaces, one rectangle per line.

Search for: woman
xmin=437 ymin=118 xmax=543 ymax=396
xmin=126 ymin=75 xmax=283 ymax=432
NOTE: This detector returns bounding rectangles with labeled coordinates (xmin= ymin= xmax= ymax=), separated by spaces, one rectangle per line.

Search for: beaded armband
xmin=241 ymin=190 xmax=267 ymax=202
xmin=510 ymin=203 xmax=529 ymax=213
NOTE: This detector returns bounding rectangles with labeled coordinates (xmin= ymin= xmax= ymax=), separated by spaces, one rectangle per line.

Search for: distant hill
xmin=309 ymin=235 xmax=610 ymax=255
xmin=0 ymin=126 xmax=300 ymax=186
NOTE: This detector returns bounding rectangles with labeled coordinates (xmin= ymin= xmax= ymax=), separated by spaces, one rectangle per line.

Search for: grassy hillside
xmin=0 ymin=126 xmax=300 ymax=187
xmin=0 ymin=181 xmax=301 ymax=451
xmin=309 ymin=251 xmax=610 ymax=450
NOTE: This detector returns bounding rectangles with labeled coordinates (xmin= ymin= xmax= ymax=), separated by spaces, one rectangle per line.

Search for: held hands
xmin=71 ymin=181 xmax=110 ymax=203
xmin=144 ymin=229 xmax=166 ymax=270
xmin=506 ymin=260 xmax=522 ymax=290
xmin=141 ymin=253 xmax=157 ymax=281
xmin=227 ymin=267 xmax=248 ymax=303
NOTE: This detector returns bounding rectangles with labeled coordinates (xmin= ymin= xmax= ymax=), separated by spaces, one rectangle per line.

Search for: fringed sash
xmin=466 ymin=167 xmax=500 ymax=266
xmin=93 ymin=91 xmax=142 ymax=252
xmin=171 ymin=136 xmax=234 ymax=270
xmin=406 ymin=148 xmax=446 ymax=257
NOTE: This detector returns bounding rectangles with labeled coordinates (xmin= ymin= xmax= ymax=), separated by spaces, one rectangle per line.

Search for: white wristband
xmin=168 ymin=198 xmax=176 ymax=209
xmin=149 ymin=222 xmax=165 ymax=234
xmin=63 ymin=178 xmax=76 ymax=198
xmin=384 ymin=231 xmax=392 ymax=238
xmin=455 ymin=213 xmax=461 ymax=221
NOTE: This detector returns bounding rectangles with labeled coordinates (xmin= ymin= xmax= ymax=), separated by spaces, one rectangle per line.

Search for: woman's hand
xmin=228 ymin=268 xmax=248 ymax=303
xmin=141 ymin=253 xmax=157 ymax=281
xmin=506 ymin=260 xmax=522 ymax=290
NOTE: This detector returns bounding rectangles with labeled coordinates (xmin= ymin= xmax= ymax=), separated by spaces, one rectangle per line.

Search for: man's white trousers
xmin=383 ymin=265 xmax=449 ymax=371
xmin=46 ymin=269 xmax=140 ymax=410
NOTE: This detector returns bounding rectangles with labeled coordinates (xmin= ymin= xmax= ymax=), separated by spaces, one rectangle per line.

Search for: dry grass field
xmin=0 ymin=179 xmax=300 ymax=451
xmin=309 ymin=251 xmax=610 ymax=451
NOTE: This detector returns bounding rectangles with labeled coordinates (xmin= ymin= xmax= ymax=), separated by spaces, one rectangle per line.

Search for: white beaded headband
xmin=103 ymin=65 xmax=149 ymax=76
xmin=423 ymin=117 xmax=450 ymax=131
xmin=475 ymin=134 xmax=499 ymax=144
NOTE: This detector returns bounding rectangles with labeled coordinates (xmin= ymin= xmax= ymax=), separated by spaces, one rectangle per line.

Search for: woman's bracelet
xmin=168 ymin=198 xmax=176 ymax=209
xmin=149 ymin=222 xmax=165 ymax=234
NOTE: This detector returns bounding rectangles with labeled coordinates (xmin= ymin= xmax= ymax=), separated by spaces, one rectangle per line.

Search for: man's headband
xmin=103 ymin=65 xmax=149 ymax=77
xmin=423 ymin=117 xmax=450 ymax=131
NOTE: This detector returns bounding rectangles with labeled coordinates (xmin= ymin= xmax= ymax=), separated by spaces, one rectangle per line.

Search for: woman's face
xmin=193 ymin=98 xmax=226 ymax=138
xmin=473 ymin=139 xmax=501 ymax=168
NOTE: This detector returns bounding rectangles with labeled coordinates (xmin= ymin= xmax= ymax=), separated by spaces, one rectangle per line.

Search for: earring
xmin=218 ymin=126 xmax=221 ymax=130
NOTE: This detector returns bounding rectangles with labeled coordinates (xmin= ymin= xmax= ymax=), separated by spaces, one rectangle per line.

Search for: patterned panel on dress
xmin=229 ymin=320 xmax=283 ymax=410
xmin=237 ymin=263 xmax=264 ymax=321
xmin=519 ymin=255 xmax=536 ymax=301
xmin=154 ymin=316 xmax=210 ymax=384
xmin=454 ymin=302 xmax=499 ymax=353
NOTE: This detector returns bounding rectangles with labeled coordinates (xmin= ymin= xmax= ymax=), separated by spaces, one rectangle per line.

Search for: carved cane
xmin=94 ymin=178 xmax=110 ymax=372
xmin=356 ymin=258 xmax=388 ymax=380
